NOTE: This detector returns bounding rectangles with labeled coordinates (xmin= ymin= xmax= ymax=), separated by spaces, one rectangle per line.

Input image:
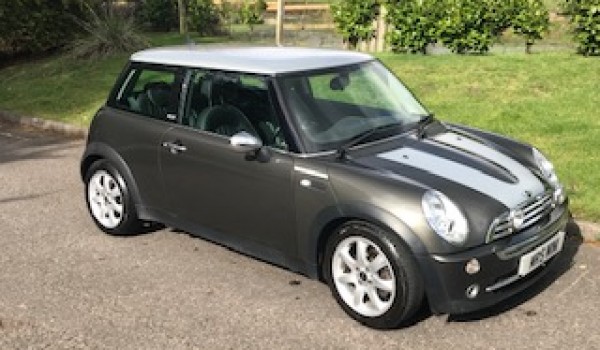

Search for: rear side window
xmin=112 ymin=65 xmax=181 ymax=122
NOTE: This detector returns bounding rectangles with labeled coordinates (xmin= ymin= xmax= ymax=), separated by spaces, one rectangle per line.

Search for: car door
xmin=158 ymin=70 xmax=296 ymax=256
xmin=104 ymin=63 xmax=183 ymax=211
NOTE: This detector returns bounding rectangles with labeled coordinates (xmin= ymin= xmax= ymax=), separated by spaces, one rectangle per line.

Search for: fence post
xmin=276 ymin=0 xmax=285 ymax=45
xmin=178 ymin=0 xmax=187 ymax=35
xmin=376 ymin=5 xmax=387 ymax=52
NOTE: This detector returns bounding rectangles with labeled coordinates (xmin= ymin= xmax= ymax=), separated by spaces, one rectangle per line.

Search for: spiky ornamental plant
xmin=70 ymin=3 xmax=148 ymax=59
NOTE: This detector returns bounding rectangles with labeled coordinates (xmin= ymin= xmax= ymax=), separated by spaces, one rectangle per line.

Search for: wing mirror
xmin=230 ymin=131 xmax=263 ymax=151
xmin=230 ymin=131 xmax=270 ymax=162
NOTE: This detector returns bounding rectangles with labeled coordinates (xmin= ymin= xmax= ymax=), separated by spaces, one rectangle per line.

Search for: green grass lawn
xmin=380 ymin=53 xmax=600 ymax=221
xmin=0 ymin=36 xmax=598 ymax=221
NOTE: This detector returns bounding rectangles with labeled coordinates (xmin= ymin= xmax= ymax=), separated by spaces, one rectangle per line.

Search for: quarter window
xmin=114 ymin=66 xmax=180 ymax=122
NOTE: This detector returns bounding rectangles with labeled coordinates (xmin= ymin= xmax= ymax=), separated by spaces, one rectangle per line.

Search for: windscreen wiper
xmin=416 ymin=113 xmax=445 ymax=139
xmin=337 ymin=122 xmax=404 ymax=159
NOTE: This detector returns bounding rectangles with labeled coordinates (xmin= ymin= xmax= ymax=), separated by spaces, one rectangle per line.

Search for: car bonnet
xmin=351 ymin=130 xmax=546 ymax=210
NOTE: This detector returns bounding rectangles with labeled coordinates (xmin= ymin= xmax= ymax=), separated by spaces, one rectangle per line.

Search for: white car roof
xmin=130 ymin=46 xmax=374 ymax=75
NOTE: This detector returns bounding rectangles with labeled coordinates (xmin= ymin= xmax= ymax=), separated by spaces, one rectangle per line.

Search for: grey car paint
xmin=83 ymin=73 xmax=549 ymax=266
xmin=158 ymin=125 xmax=296 ymax=257
xmin=81 ymin=48 xmax=569 ymax=317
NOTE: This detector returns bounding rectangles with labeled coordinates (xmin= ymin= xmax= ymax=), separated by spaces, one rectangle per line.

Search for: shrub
xmin=438 ymin=0 xmax=498 ymax=54
xmin=385 ymin=0 xmax=443 ymax=54
xmin=0 ymin=0 xmax=85 ymax=56
xmin=70 ymin=4 xmax=148 ymax=59
xmin=220 ymin=0 xmax=241 ymax=34
xmin=562 ymin=0 xmax=600 ymax=56
xmin=188 ymin=0 xmax=222 ymax=36
xmin=238 ymin=0 xmax=267 ymax=32
xmin=512 ymin=0 xmax=550 ymax=53
xmin=331 ymin=0 xmax=380 ymax=48
xmin=136 ymin=0 xmax=178 ymax=31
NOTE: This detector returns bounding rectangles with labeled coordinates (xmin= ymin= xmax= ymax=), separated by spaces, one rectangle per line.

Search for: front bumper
xmin=417 ymin=202 xmax=570 ymax=315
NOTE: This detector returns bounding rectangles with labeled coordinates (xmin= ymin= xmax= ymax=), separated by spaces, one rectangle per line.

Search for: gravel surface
xmin=1 ymin=121 xmax=599 ymax=350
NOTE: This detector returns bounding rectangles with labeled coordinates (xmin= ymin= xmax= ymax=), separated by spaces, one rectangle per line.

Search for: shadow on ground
xmin=0 ymin=120 xmax=80 ymax=165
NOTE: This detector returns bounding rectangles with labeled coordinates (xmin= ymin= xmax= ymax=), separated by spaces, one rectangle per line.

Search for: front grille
xmin=486 ymin=191 xmax=554 ymax=242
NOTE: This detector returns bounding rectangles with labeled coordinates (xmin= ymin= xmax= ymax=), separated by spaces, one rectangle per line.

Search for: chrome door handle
xmin=161 ymin=141 xmax=187 ymax=154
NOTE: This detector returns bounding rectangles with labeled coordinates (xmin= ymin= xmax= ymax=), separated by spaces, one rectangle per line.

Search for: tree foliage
xmin=437 ymin=0 xmax=508 ymax=54
xmin=331 ymin=0 xmax=380 ymax=48
xmin=0 ymin=0 xmax=85 ymax=56
xmin=136 ymin=0 xmax=178 ymax=31
xmin=385 ymin=0 xmax=443 ymax=54
xmin=512 ymin=0 xmax=551 ymax=53
xmin=238 ymin=0 xmax=267 ymax=32
xmin=187 ymin=0 xmax=222 ymax=36
xmin=337 ymin=0 xmax=551 ymax=54
xmin=562 ymin=0 xmax=600 ymax=55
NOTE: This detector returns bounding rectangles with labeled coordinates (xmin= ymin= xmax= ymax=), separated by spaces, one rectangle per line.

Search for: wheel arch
xmin=307 ymin=202 xmax=428 ymax=280
xmin=81 ymin=142 xmax=143 ymax=211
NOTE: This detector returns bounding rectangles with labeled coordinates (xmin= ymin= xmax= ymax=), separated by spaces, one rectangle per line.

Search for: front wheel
xmin=323 ymin=221 xmax=424 ymax=329
xmin=85 ymin=160 xmax=142 ymax=235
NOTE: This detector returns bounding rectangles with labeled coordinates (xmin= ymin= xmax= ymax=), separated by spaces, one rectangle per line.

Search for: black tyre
xmin=84 ymin=160 xmax=142 ymax=235
xmin=323 ymin=221 xmax=424 ymax=329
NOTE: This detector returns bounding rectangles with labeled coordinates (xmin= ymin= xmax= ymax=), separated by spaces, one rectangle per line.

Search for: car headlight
xmin=532 ymin=148 xmax=565 ymax=205
xmin=532 ymin=148 xmax=560 ymax=188
xmin=422 ymin=190 xmax=469 ymax=246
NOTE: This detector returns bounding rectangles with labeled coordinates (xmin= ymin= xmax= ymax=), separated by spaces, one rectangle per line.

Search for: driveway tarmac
xmin=0 ymin=121 xmax=599 ymax=349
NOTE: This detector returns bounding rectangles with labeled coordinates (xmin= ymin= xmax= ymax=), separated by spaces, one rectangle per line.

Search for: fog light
xmin=466 ymin=284 xmax=480 ymax=299
xmin=465 ymin=258 xmax=480 ymax=275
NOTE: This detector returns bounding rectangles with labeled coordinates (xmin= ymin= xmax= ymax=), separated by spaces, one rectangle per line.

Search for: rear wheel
xmin=323 ymin=221 xmax=424 ymax=329
xmin=85 ymin=160 xmax=142 ymax=235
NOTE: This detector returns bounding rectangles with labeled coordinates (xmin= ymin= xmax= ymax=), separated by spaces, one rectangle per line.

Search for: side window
xmin=183 ymin=71 xmax=288 ymax=150
xmin=114 ymin=66 xmax=180 ymax=122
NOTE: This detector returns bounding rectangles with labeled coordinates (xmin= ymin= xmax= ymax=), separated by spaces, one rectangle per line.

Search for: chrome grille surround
xmin=486 ymin=191 xmax=555 ymax=243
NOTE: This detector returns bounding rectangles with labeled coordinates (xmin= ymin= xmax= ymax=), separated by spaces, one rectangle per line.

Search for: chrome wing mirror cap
xmin=230 ymin=131 xmax=263 ymax=152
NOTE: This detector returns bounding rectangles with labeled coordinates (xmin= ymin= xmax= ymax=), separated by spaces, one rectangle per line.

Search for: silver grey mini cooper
xmin=81 ymin=46 xmax=569 ymax=329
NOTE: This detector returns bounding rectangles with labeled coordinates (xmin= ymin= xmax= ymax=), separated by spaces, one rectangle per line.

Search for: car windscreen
xmin=277 ymin=60 xmax=429 ymax=153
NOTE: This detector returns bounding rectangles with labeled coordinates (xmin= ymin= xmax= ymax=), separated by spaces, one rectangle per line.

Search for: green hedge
xmin=385 ymin=0 xmax=442 ymax=54
xmin=188 ymin=0 xmax=222 ymax=36
xmin=331 ymin=0 xmax=380 ymax=48
xmin=333 ymin=0 xmax=552 ymax=54
xmin=136 ymin=0 xmax=178 ymax=31
xmin=0 ymin=0 xmax=85 ymax=56
xmin=562 ymin=0 xmax=600 ymax=55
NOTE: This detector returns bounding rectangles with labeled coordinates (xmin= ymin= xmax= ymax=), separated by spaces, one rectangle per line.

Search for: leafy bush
xmin=562 ymin=0 xmax=600 ymax=55
xmin=0 ymin=0 xmax=85 ymax=56
xmin=438 ymin=0 xmax=498 ymax=54
xmin=385 ymin=0 xmax=443 ymax=54
xmin=238 ymin=0 xmax=267 ymax=32
xmin=220 ymin=0 xmax=241 ymax=34
xmin=188 ymin=0 xmax=222 ymax=36
xmin=331 ymin=0 xmax=379 ymax=48
xmin=512 ymin=0 xmax=551 ymax=53
xmin=70 ymin=4 xmax=148 ymax=59
xmin=136 ymin=0 xmax=178 ymax=31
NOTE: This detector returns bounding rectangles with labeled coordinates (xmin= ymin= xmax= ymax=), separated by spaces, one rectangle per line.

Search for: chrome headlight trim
xmin=422 ymin=190 xmax=469 ymax=246
xmin=532 ymin=148 xmax=560 ymax=188
xmin=532 ymin=148 xmax=565 ymax=205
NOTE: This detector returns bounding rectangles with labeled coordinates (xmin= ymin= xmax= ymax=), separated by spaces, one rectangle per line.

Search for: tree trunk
xmin=526 ymin=41 xmax=533 ymax=54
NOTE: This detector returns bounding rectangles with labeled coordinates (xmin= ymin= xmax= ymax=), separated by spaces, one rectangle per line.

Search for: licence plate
xmin=518 ymin=231 xmax=565 ymax=277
